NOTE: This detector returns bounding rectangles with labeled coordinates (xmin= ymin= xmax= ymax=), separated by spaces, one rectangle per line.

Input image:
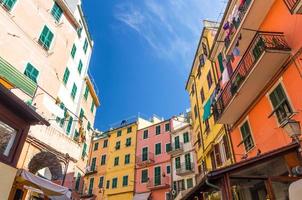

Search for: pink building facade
xmin=135 ymin=119 xmax=172 ymax=200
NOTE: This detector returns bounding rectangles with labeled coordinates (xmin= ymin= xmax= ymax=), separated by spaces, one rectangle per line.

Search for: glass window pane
xmin=0 ymin=120 xmax=17 ymax=157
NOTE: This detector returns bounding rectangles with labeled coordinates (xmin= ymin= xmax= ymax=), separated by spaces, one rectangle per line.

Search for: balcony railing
xmin=168 ymin=142 xmax=184 ymax=155
xmin=215 ymin=32 xmax=291 ymax=122
xmin=176 ymin=162 xmax=195 ymax=176
xmin=147 ymin=176 xmax=170 ymax=190
xmin=136 ymin=152 xmax=155 ymax=166
xmin=84 ymin=165 xmax=97 ymax=176
xmin=284 ymin=0 xmax=302 ymax=14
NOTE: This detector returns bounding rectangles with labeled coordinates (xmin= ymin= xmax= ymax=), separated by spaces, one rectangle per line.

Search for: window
xmin=204 ymin=119 xmax=210 ymax=134
xmin=240 ymin=121 xmax=255 ymax=152
xmin=78 ymin=60 xmax=83 ymax=74
xmin=165 ymin=123 xmax=170 ymax=132
xmin=187 ymin=178 xmax=193 ymax=189
xmin=90 ymin=102 xmax=95 ymax=113
xmin=106 ymin=180 xmax=110 ymax=189
xmin=156 ymin=125 xmax=161 ymax=135
xmin=127 ymin=126 xmax=132 ymax=133
xmin=71 ymin=44 xmax=76 ymax=58
xmin=114 ymin=157 xmax=119 ymax=166
xmin=62 ymin=68 xmax=70 ymax=85
xmin=166 ymin=143 xmax=171 ymax=152
xmin=83 ymin=38 xmax=88 ymax=54
xmin=214 ymin=143 xmax=222 ymax=166
xmin=143 ymin=130 xmax=148 ymax=139
xmin=112 ymin=178 xmax=118 ymax=188
xmin=24 ymin=63 xmax=39 ymax=83
xmin=141 ymin=169 xmax=148 ymax=183
xmin=210 ymin=150 xmax=216 ymax=170
xmin=200 ymin=88 xmax=205 ymax=103
xmin=115 ymin=141 xmax=120 ymax=150
xmin=202 ymin=42 xmax=208 ymax=57
xmin=71 ymin=83 xmax=77 ymax=100
xmin=199 ymin=54 xmax=205 ymax=68
xmin=1 ymin=0 xmax=17 ymax=11
xmin=84 ymin=85 xmax=89 ymax=100
xmin=75 ymin=173 xmax=80 ymax=191
xmin=126 ymin=137 xmax=131 ymax=147
xmin=191 ymin=84 xmax=195 ymax=95
xmin=175 ymin=157 xmax=181 ymax=169
xmin=122 ymin=175 xmax=128 ymax=187
xmin=194 ymin=105 xmax=198 ymax=119
xmin=117 ymin=130 xmax=122 ymax=137
xmin=155 ymin=143 xmax=161 ymax=155
xmin=51 ymin=2 xmax=63 ymax=22
xmin=79 ymin=109 xmax=84 ymax=120
xmin=166 ymin=192 xmax=172 ymax=200
xmin=77 ymin=27 xmax=82 ymax=38
xmin=87 ymin=121 xmax=91 ymax=131
xmin=66 ymin=116 xmax=73 ymax=135
xmin=154 ymin=166 xmax=161 ymax=186
xmin=91 ymin=157 xmax=96 ymax=171
xmin=99 ymin=176 xmax=104 ymax=188
xmin=82 ymin=143 xmax=87 ymax=158
xmin=207 ymin=71 xmax=213 ymax=89
xmin=185 ymin=153 xmax=192 ymax=170
xmin=100 ymin=155 xmax=106 ymax=165
xmin=183 ymin=132 xmax=189 ymax=143
xmin=125 ymin=154 xmax=130 ymax=164
xmin=88 ymin=178 xmax=94 ymax=195
xmin=38 ymin=26 xmax=54 ymax=50
xmin=142 ymin=147 xmax=148 ymax=161
xmin=269 ymin=84 xmax=293 ymax=123
xmin=0 ymin=119 xmax=17 ymax=157
xmin=93 ymin=142 xmax=98 ymax=151
xmin=197 ymin=132 xmax=201 ymax=148
xmin=166 ymin=165 xmax=171 ymax=174
xmin=103 ymin=139 xmax=108 ymax=148
xmin=222 ymin=135 xmax=231 ymax=160
xmin=175 ymin=136 xmax=180 ymax=149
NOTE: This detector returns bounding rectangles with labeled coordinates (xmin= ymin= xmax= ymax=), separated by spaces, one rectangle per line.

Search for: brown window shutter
xmin=223 ymin=135 xmax=231 ymax=160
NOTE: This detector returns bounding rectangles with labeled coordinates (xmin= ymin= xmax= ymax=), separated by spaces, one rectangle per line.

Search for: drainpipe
xmin=205 ymin=179 xmax=220 ymax=190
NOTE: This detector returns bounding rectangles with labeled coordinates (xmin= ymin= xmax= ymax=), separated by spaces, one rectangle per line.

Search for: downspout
xmin=205 ymin=179 xmax=220 ymax=190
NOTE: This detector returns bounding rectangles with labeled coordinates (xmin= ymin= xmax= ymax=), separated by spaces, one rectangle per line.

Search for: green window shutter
xmin=93 ymin=142 xmax=98 ymax=151
xmin=175 ymin=157 xmax=181 ymax=169
xmin=51 ymin=2 xmax=63 ymax=22
xmin=117 ymin=130 xmax=122 ymax=137
xmin=166 ymin=143 xmax=171 ymax=152
xmin=71 ymin=44 xmax=77 ymax=58
xmin=125 ymin=154 xmax=130 ymax=164
xmin=103 ymin=140 xmax=108 ymax=148
xmin=84 ymin=85 xmax=89 ymax=99
xmin=79 ymin=108 xmax=84 ymax=120
xmin=127 ymin=127 xmax=132 ymax=133
xmin=122 ymin=175 xmax=128 ymax=187
xmin=2 ymin=0 xmax=17 ymax=11
xmin=185 ymin=153 xmax=191 ymax=170
xmin=106 ymin=180 xmax=110 ymax=189
xmin=112 ymin=178 xmax=118 ymax=188
xmin=63 ymin=67 xmax=70 ymax=85
xmin=154 ymin=166 xmax=161 ymax=186
xmin=175 ymin=136 xmax=180 ymax=149
xmin=87 ymin=121 xmax=91 ymax=131
xmin=24 ymin=63 xmax=39 ymax=83
xmin=66 ymin=116 xmax=73 ymax=135
xmin=91 ymin=102 xmax=95 ymax=113
xmin=114 ymin=157 xmax=119 ymax=166
xmin=39 ymin=26 xmax=54 ymax=50
xmin=115 ymin=141 xmax=120 ymax=150
xmin=88 ymin=178 xmax=94 ymax=195
xmin=99 ymin=176 xmax=104 ymax=188
xmin=218 ymin=52 xmax=224 ymax=74
xmin=83 ymin=38 xmax=88 ymax=53
xmin=143 ymin=130 xmax=148 ymax=139
xmin=101 ymin=155 xmax=106 ymax=165
xmin=77 ymin=27 xmax=83 ymax=38
xmin=141 ymin=169 xmax=148 ymax=183
xmin=166 ymin=165 xmax=171 ymax=174
xmin=78 ymin=60 xmax=83 ymax=74
xmin=75 ymin=173 xmax=81 ymax=191
xmin=142 ymin=147 xmax=148 ymax=161
xmin=183 ymin=132 xmax=189 ymax=143
xmin=71 ymin=83 xmax=77 ymax=100
xmin=155 ymin=143 xmax=161 ymax=155
xmin=82 ymin=143 xmax=87 ymax=158
xmin=156 ymin=125 xmax=161 ymax=135
xmin=126 ymin=138 xmax=131 ymax=147
xmin=165 ymin=123 xmax=170 ymax=132
xmin=187 ymin=178 xmax=193 ymax=188
xmin=91 ymin=157 xmax=96 ymax=171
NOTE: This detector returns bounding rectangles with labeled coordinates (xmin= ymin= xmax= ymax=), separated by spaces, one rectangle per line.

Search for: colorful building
xmin=185 ymin=20 xmax=234 ymax=181
xmin=184 ymin=0 xmax=302 ymax=199
xmin=82 ymin=131 xmax=109 ymax=199
xmin=169 ymin=116 xmax=198 ymax=200
xmin=134 ymin=117 xmax=172 ymax=200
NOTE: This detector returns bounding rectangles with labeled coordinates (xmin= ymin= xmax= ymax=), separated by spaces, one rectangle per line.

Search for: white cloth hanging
xmin=222 ymin=69 xmax=230 ymax=85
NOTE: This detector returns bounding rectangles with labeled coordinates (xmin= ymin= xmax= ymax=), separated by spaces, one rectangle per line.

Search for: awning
xmin=16 ymin=169 xmax=71 ymax=198
xmin=133 ymin=192 xmax=151 ymax=200
xmin=203 ymin=98 xmax=212 ymax=121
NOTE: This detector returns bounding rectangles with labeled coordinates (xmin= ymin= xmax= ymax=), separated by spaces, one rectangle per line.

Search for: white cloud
xmin=114 ymin=0 xmax=224 ymax=70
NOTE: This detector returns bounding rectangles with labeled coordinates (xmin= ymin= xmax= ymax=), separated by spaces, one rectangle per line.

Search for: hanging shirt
xmin=222 ymin=68 xmax=230 ymax=85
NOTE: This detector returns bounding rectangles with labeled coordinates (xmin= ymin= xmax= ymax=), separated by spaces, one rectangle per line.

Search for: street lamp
xmin=282 ymin=119 xmax=301 ymax=143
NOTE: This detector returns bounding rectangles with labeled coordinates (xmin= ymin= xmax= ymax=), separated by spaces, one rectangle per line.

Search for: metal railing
xmin=147 ymin=176 xmax=170 ymax=189
xmin=214 ymin=32 xmax=291 ymax=120
xmin=169 ymin=142 xmax=184 ymax=153
xmin=176 ymin=162 xmax=195 ymax=175
xmin=136 ymin=152 xmax=155 ymax=165
xmin=284 ymin=0 xmax=301 ymax=13
xmin=224 ymin=0 xmax=252 ymax=49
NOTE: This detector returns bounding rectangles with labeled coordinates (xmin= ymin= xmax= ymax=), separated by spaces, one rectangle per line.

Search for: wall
xmin=0 ymin=163 xmax=17 ymax=200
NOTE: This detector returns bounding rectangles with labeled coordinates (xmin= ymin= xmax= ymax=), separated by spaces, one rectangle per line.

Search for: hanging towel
xmin=233 ymin=46 xmax=240 ymax=56
xmin=222 ymin=68 xmax=230 ymax=85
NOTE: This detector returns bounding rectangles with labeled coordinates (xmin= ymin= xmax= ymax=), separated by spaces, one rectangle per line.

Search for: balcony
xmin=215 ymin=32 xmax=291 ymax=124
xmin=223 ymin=0 xmax=275 ymax=56
xmin=136 ymin=153 xmax=155 ymax=167
xmin=284 ymin=0 xmax=302 ymax=14
xmin=168 ymin=142 xmax=184 ymax=156
xmin=176 ymin=163 xmax=195 ymax=176
xmin=147 ymin=176 xmax=170 ymax=190
xmin=84 ymin=165 xmax=97 ymax=176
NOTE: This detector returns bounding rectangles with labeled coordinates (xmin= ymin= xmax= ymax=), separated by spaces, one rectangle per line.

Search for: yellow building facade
xmin=186 ymin=21 xmax=234 ymax=178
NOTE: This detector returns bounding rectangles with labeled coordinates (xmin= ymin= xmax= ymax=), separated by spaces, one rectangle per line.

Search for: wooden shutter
xmin=223 ymin=135 xmax=231 ymax=160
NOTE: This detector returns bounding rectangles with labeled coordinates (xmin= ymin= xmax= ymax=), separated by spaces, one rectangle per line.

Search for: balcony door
xmin=154 ymin=166 xmax=161 ymax=186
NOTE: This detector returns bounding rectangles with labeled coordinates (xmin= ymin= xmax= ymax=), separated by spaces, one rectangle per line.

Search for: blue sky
xmin=82 ymin=0 xmax=225 ymax=131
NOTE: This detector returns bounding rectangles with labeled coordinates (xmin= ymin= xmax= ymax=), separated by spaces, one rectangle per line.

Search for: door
xmin=154 ymin=166 xmax=161 ymax=186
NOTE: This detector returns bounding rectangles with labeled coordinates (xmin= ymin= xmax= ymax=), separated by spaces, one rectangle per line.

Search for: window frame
xmin=24 ymin=63 xmax=39 ymax=83
xmin=143 ymin=129 xmax=148 ymax=139
xmin=155 ymin=142 xmax=161 ymax=155
xmin=155 ymin=125 xmax=161 ymax=135
xmin=239 ymin=119 xmax=255 ymax=152
xmin=141 ymin=169 xmax=148 ymax=183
